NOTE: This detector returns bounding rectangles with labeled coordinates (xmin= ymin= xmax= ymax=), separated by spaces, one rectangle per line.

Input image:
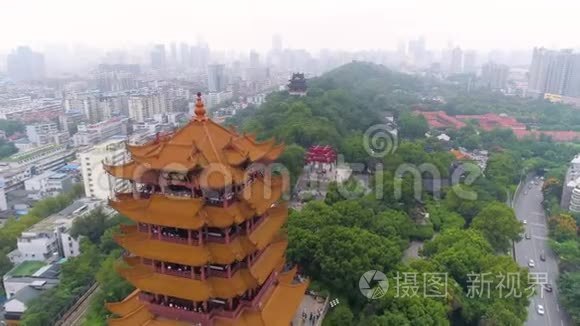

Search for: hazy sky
xmin=2 ymin=0 xmax=580 ymax=52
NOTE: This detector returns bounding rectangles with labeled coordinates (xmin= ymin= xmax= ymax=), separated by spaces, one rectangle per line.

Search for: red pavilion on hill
xmin=103 ymin=94 xmax=308 ymax=326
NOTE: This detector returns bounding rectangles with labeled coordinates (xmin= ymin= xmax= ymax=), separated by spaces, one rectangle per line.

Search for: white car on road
xmin=528 ymin=259 xmax=535 ymax=268
xmin=537 ymin=304 xmax=545 ymax=315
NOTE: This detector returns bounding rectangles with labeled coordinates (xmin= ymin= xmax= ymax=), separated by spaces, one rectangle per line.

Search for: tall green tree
xmin=471 ymin=202 xmax=523 ymax=253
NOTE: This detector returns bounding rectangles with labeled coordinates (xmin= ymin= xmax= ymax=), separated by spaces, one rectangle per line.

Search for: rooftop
xmin=23 ymin=197 xmax=102 ymax=234
xmin=2 ymin=144 xmax=67 ymax=163
xmin=6 ymin=261 xmax=46 ymax=277
xmin=79 ymin=136 xmax=126 ymax=153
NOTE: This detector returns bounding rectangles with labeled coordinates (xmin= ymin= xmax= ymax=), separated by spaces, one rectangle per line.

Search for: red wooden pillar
xmin=161 ymin=261 xmax=165 ymax=274
xmin=227 ymin=264 xmax=232 ymax=278
xmin=201 ymin=266 xmax=206 ymax=280
xmin=198 ymin=230 xmax=203 ymax=245
xmin=187 ymin=229 xmax=192 ymax=245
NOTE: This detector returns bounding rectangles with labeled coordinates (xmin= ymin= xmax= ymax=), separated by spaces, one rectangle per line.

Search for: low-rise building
xmin=3 ymin=261 xmax=60 ymax=299
xmin=3 ymin=261 xmax=61 ymax=324
xmin=72 ymin=117 xmax=128 ymax=147
xmin=8 ymin=198 xmax=103 ymax=264
xmin=23 ymin=171 xmax=74 ymax=197
xmin=0 ymin=144 xmax=75 ymax=190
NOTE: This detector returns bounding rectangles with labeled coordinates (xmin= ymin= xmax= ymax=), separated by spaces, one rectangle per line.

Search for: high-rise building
xmin=179 ymin=43 xmax=190 ymax=68
xmin=170 ymin=43 xmax=177 ymax=67
xmin=6 ymin=46 xmax=45 ymax=81
xmin=128 ymin=92 xmax=170 ymax=122
xmin=408 ymin=36 xmax=426 ymax=67
xmin=72 ymin=117 xmax=128 ymax=147
xmin=93 ymin=64 xmax=140 ymax=92
xmin=151 ymin=44 xmax=167 ymax=70
xmin=481 ymin=62 xmax=509 ymax=90
xmin=26 ymin=122 xmax=69 ymax=147
xmin=450 ymin=47 xmax=463 ymax=74
xmin=249 ymin=50 xmax=260 ymax=68
xmin=463 ymin=51 xmax=477 ymax=74
xmin=190 ymin=43 xmax=210 ymax=71
xmin=272 ymin=34 xmax=282 ymax=53
xmin=64 ymin=91 xmax=103 ymax=123
xmin=104 ymin=94 xmax=307 ymax=325
xmin=79 ymin=137 xmax=129 ymax=200
xmin=207 ymin=64 xmax=227 ymax=92
xmin=528 ymin=48 xmax=580 ymax=98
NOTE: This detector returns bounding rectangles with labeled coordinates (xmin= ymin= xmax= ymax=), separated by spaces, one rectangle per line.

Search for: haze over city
xmin=0 ymin=1 xmax=580 ymax=326
xmin=2 ymin=0 xmax=580 ymax=51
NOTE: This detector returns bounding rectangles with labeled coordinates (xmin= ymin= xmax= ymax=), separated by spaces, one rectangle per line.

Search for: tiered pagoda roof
xmin=105 ymin=93 xmax=307 ymax=326
xmin=288 ymin=73 xmax=307 ymax=95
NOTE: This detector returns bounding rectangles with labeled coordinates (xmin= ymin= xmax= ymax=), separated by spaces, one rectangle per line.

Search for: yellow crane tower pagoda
xmin=103 ymin=93 xmax=308 ymax=325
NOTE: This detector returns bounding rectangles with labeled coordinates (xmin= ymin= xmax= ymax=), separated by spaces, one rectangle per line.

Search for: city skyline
xmin=2 ymin=0 xmax=580 ymax=52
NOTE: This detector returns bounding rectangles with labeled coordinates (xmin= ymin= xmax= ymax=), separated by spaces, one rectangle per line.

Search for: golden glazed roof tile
xmin=117 ymin=259 xmax=278 ymax=302
xmin=114 ymin=226 xmax=244 ymax=266
xmin=110 ymin=177 xmax=284 ymax=230
xmin=106 ymin=289 xmax=142 ymax=317
xmin=248 ymin=203 xmax=288 ymax=249
xmin=115 ymin=223 xmax=286 ymax=267
xmin=105 ymin=96 xmax=284 ymax=189
xmin=107 ymin=267 xmax=308 ymax=326
xmin=213 ymin=276 xmax=309 ymax=326
xmin=108 ymin=304 xmax=154 ymax=326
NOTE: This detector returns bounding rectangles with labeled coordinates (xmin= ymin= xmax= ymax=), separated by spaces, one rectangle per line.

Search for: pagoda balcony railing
xmin=242 ymin=270 xmax=277 ymax=308
xmin=143 ymin=297 xmax=240 ymax=324
xmin=154 ymin=266 xmax=195 ymax=279
xmin=140 ymin=272 xmax=279 ymax=324
xmin=139 ymin=224 xmax=260 ymax=246
xmin=157 ymin=234 xmax=190 ymax=245
xmin=148 ymin=303 xmax=209 ymax=324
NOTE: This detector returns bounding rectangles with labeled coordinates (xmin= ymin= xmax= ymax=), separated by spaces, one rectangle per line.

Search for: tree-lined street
xmin=514 ymin=178 xmax=572 ymax=326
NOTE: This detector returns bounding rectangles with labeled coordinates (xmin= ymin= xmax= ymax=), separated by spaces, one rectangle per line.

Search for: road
xmin=513 ymin=177 xmax=572 ymax=326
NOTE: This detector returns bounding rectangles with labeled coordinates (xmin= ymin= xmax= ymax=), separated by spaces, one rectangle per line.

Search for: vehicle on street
xmin=528 ymin=259 xmax=535 ymax=268
xmin=537 ymin=304 xmax=545 ymax=315
xmin=543 ymin=284 xmax=553 ymax=292
xmin=540 ymin=253 xmax=546 ymax=261
xmin=525 ymin=233 xmax=531 ymax=239
xmin=523 ymin=219 xmax=527 ymax=224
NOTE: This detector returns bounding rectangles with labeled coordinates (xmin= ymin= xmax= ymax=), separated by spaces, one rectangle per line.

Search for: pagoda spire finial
xmin=194 ymin=92 xmax=207 ymax=121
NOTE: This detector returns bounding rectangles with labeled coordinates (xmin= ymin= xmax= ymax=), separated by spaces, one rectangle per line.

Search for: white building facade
xmin=79 ymin=137 xmax=130 ymax=199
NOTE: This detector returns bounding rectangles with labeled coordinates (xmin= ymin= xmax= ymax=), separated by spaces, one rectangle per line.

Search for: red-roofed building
xmin=415 ymin=110 xmax=580 ymax=143
xmin=513 ymin=129 xmax=580 ymax=142
xmin=413 ymin=111 xmax=466 ymax=129
xmin=455 ymin=113 xmax=526 ymax=131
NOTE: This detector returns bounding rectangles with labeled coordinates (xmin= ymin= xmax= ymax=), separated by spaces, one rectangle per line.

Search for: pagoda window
xmin=154 ymin=261 xmax=193 ymax=279
xmin=206 ymin=227 xmax=225 ymax=241
xmin=157 ymin=226 xmax=189 ymax=244
xmin=166 ymin=184 xmax=192 ymax=198
xmin=208 ymin=298 xmax=227 ymax=310
xmin=208 ymin=265 xmax=231 ymax=277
